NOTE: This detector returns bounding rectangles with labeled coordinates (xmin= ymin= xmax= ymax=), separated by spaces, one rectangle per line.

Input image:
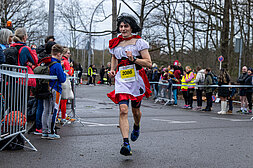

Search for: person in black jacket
xmin=217 ymin=69 xmax=231 ymax=114
xmin=245 ymin=68 xmax=253 ymax=114
xmin=237 ymin=66 xmax=249 ymax=113
xmin=100 ymin=65 xmax=105 ymax=84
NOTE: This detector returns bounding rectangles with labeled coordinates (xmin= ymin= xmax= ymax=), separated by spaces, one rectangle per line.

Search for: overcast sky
xmin=48 ymin=0 xmax=136 ymax=50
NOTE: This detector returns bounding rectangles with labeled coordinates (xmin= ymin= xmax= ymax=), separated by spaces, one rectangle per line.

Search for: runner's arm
xmin=136 ymin=49 xmax=152 ymax=68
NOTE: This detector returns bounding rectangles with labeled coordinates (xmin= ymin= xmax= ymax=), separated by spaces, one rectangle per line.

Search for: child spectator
xmin=41 ymin=44 xmax=66 ymax=140
xmin=167 ymin=74 xmax=178 ymax=106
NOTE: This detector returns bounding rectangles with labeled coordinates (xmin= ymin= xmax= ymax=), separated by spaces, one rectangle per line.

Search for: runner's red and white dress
xmin=107 ymin=38 xmax=152 ymax=104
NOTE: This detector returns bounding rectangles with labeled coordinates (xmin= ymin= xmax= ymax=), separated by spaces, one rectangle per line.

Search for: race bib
xmin=119 ymin=64 xmax=137 ymax=82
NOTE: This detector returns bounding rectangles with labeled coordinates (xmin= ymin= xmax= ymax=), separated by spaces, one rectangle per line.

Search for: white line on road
xmin=211 ymin=117 xmax=252 ymax=122
xmin=152 ymin=119 xmax=197 ymax=124
xmin=80 ymin=121 xmax=118 ymax=127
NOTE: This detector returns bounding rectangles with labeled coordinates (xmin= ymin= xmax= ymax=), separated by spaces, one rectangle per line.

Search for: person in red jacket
xmin=59 ymin=47 xmax=72 ymax=123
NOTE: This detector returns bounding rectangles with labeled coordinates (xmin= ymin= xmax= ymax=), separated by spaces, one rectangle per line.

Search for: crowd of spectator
xmin=0 ymin=27 xmax=81 ymax=140
xmin=145 ymin=61 xmax=253 ymax=115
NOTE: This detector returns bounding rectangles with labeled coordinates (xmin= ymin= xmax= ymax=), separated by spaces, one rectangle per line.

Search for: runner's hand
xmin=109 ymin=70 xmax=116 ymax=78
xmin=126 ymin=51 xmax=134 ymax=61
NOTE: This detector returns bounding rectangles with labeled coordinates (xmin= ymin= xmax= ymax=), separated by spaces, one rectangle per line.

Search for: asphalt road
xmin=0 ymin=84 xmax=252 ymax=168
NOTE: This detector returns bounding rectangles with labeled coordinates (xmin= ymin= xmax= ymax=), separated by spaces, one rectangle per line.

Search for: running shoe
xmin=41 ymin=133 xmax=48 ymax=139
xmin=131 ymin=129 xmax=140 ymax=142
xmin=48 ymin=133 xmax=60 ymax=140
xmin=236 ymin=110 xmax=242 ymax=113
xmin=183 ymin=105 xmax=187 ymax=109
xmin=34 ymin=129 xmax=42 ymax=135
xmin=248 ymin=110 xmax=252 ymax=114
xmin=120 ymin=142 xmax=132 ymax=156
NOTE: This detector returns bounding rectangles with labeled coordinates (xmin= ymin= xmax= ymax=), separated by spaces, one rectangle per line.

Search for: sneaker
xmin=249 ymin=110 xmax=252 ymax=114
xmin=41 ymin=133 xmax=48 ymax=139
xmin=34 ymin=129 xmax=42 ymax=135
xmin=131 ymin=129 xmax=140 ymax=142
xmin=183 ymin=105 xmax=187 ymax=109
xmin=236 ymin=110 xmax=242 ymax=113
xmin=187 ymin=105 xmax=192 ymax=109
xmin=202 ymin=108 xmax=211 ymax=111
xmin=48 ymin=133 xmax=60 ymax=140
xmin=227 ymin=110 xmax=233 ymax=114
xmin=120 ymin=142 xmax=132 ymax=156
xmin=60 ymin=119 xmax=67 ymax=124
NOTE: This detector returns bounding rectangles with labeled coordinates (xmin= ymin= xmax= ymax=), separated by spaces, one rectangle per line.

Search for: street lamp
xmin=234 ymin=37 xmax=243 ymax=77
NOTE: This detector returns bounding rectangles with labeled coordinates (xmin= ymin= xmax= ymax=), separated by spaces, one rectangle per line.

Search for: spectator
xmin=202 ymin=68 xmax=213 ymax=111
xmin=194 ymin=66 xmax=205 ymax=110
xmin=178 ymin=62 xmax=184 ymax=76
xmin=146 ymin=67 xmax=153 ymax=82
xmin=227 ymin=82 xmax=237 ymax=114
xmin=11 ymin=28 xmax=38 ymax=88
xmin=58 ymin=47 xmax=71 ymax=123
xmin=92 ymin=64 xmax=97 ymax=85
xmin=36 ymin=35 xmax=55 ymax=61
xmin=217 ymin=69 xmax=231 ymax=114
xmin=185 ymin=66 xmax=195 ymax=109
xmin=245 ymin=68 xmax=252 ymax=114
xmin=105 ymin=62 xmax=112 ymax=86
xmin=181 ymin=70 xmax=189 ymax=108
xmin=151 ymin=63 xmax=159 ymax=99
xmin=38 ymin=41 xmax=56 ymax=62
xmin=87 ymin=65 xmax=93 ymax=85
xmin=41 ymin=44 xmax=66 ymax=140
xmin=34 ymin=42 xmax=56 ymax=135
xmin=100 ymin=65 xmax=105 ymax=84
xmin=167 ymin=74 xmax=178 ymax=106
xmin=0 ymin=28 xmax=13 ymax=64
xmin=237 ymin=66 xmax=249 ymax=114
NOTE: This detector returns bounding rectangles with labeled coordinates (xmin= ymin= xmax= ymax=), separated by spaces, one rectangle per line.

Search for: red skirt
xmin=107 ymin=68 xmax=152 ymax=104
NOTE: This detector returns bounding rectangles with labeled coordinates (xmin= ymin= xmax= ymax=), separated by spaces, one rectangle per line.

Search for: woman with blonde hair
xmin=0 ymin=28 xmax=13 ymax=63
xmin=10 ymin=27 xmax=38 ymax=87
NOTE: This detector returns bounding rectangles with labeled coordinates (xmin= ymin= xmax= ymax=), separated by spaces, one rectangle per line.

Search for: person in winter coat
xmin=237 ymin=66 xmax=249 ymax=113
xmin=194 ymin=66 xmax=205 ymax=110
xmin=217 ymin=69 xmax=231 ymax=114
xmin=100 ymin=65 xmax=105 ymax=84
xmin=58 ymin=47 xmax=72 ymax=123
xmin=185 ymin=66 xmax=195 ymax=108
xmin=41 ymin=44 xmax=66 ymax=140
xmin=0 ymin=28 xmax=13 ymax=64
xmin=245 ymin=68 xmax=253 ymax=114
xmin=181 ymin=71 xmax=189 ymax=108
xmin=202 ymin=68 xmax=213 ymax=111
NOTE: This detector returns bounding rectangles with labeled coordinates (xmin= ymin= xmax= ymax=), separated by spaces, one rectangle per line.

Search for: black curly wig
xmin=116 ymin=13 xmax=142 ymax=33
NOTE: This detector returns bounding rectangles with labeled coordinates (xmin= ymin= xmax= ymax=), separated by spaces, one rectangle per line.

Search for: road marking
xmin=211 ymin=117 xmax=252 ymax=122
xmin=80 ymin=121 xmax=118 ymax=127
xmin=152 ymin=119 xmax=197 ymax=124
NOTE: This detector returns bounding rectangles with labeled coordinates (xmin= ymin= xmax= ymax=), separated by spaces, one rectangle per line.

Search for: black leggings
xmin=246 ymin=92 xmax=252 ymax=110
xmin=182 ymin=91 xmax=188 ymax=105
xmin=196 ymin=89 xmax=203 ymax=107
xmin=187 ymin=88 xmax=194 ymax=107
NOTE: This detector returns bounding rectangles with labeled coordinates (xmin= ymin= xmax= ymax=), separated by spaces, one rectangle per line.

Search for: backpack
xmin=33 ymin=61 xmax=58 ymax=99
xmin=3 ymin=45 xmax=23 ymax=65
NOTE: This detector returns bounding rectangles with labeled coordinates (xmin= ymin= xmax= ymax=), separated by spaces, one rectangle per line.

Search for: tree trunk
xmin=220 ymin=0 xmax=230 ymax=69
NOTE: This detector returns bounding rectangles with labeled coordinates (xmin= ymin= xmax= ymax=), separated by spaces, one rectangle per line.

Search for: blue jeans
xmin=173 ymin=89 xmax=177 ymax=105
xmin=36 ymin=99 xmax=43 ymax=129
xmin=152 ymin=84 xmax=158 ymax=98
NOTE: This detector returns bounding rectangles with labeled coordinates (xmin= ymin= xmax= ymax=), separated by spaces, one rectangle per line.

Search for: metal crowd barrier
xmin=150 ymin=81 xmax=253 ymax=105
xmin=0 ymin=64 xmax=37 ymax=151
xmin=0 ymin=64 xmax=80 ymax=151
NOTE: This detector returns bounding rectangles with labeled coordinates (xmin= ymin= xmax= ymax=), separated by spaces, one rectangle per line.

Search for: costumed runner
xmin=107 ymin=14 xmax=152 ymax=156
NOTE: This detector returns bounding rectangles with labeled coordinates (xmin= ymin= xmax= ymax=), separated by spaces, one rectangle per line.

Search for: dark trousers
xmin=100 ymin=75 xmax=104 ymax=84
xmin=88 ymin=76 xmax=92 ymax=84
xmin=182 ymin=91 xmax=188 ymax=105
xmin=196 ymin=89 xmax=203 ymax=107
xmin=228 ymin=99 xmax=233 ymax=111
xmin=246 ymin=92 xmax=252 ymax=110
xmin=187 ymin=88 xmax=194 ymax=107
xmin=205 ymin=92 xmax=212 ymax=110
